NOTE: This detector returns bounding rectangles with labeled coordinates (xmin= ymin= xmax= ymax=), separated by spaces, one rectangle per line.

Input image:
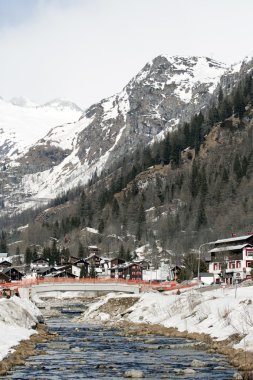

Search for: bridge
xmin=1 ymin=278 xmax=198 ymax=300
xmin=30 ymin=281 xmax=140 ymax=298
xmin=10 ymin=278 xmax=141 ymax=299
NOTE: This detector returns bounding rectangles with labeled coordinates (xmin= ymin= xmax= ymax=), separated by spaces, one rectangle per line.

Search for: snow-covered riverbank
xmin=0 ymin=296 xmax=42 ymax=361
xmin=77 ymin=284 xmax=253 ymax=353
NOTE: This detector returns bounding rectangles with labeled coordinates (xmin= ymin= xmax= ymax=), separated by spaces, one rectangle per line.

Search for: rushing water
xmin=4 ymin=305 xmax=238 ymax=379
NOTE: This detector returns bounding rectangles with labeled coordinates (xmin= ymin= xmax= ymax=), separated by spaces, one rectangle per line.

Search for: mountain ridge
xmin=0 ymin=54 xmax=252 ymax=217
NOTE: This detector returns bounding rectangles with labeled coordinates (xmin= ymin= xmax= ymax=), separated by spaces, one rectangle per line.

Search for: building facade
xmin=208 ymin=234 xmax=253 ymax=283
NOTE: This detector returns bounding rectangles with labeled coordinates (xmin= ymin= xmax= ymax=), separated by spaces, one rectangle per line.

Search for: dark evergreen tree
xmin=25 ymin=247 xmax=32 ymax=265
xmin=80 ymin=265 xmax=88 ymax=278
xmin=190 ymin=160 xmax=200 ymax=198
xmin=233 ymin=89 xmax=246 ymax=118
xmin=98 ymin=218 xmax=105 ymax=233
xmin=0 ymin=231 xmax=8 ymax=252
xmin=196 ymin=198 xmax=207 ymax=229
xmin=233 ymin=153 xmax=243 ymax=182
xmin=89 ymin=265 xmax=96 ymax=278
xmin=218 ymin=87 xmax=224 ymax=105
xmin=78 ymin=242 xmax=85 ymax=258
xmin=32 ymin=246 xmax=38 ymax=261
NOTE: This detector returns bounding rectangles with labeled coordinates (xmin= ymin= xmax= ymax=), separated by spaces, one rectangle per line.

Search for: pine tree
xmin=190 ymin=160 xmax=200 ymax=198
xmin=200 ymin=167 xmax=208 ymax=197
xmin=0 ymin=231 xmax=8 ymax=252
xmin=98 ymin=218 xmax=105 ymax=233
xmin=112 ymin=197 xmax=120 ymax=216
xmin=25 ymin=247 xmax=32 ymax=265
xmin=80 ymin=265 xmax=87 ymax=278
xmin=233 ymin=154 xmax=243 ymax=182
xmin=233 ymin=89 xmax=246 ymax=118
xmin=196 ymin=198 xmax=207 ymax=229
xmin=51 ymin=240 xmax=60 ymax=266
xmin=89 ymin=265 xmax=96 ymax=278
xmin=78 ymin=242 xmax=85 ymax=258
xmin=32 ymin=246 xmax=38 ymax=261
xmin=218 ymin=87 xmax=224 ymax=105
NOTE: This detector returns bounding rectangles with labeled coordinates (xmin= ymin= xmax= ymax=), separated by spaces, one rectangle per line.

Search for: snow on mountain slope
xmin=0 ymin=97 xmax=82 ymax=159
xmin=0 ymin=55 xmax=241 ymax=215
xmin=132 ymin=55 xmax=227 ymax=102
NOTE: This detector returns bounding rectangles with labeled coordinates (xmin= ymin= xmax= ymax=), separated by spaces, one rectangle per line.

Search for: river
xmin=3 ymin=301 xmax=238 ymax=379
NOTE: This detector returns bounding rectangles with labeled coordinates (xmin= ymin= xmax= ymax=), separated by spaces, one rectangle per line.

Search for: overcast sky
xmin=0 ymin=0 xmax=253 ymax=109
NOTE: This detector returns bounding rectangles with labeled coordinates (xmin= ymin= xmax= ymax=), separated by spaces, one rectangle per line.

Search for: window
xmin=236 ymin=261 xmax=241 ymax=268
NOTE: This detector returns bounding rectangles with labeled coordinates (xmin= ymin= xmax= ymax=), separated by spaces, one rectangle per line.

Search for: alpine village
xmin=1 ymin=51 xmax=253 ymax=378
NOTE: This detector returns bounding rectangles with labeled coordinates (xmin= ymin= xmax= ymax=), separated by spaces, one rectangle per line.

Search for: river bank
xmin=0 ymin=295 xmax=52 ymax=376
xmin=75 ymin=284 xmax=253 ymax=376
xmin=4 ymin=308 xmax=238 ymax=379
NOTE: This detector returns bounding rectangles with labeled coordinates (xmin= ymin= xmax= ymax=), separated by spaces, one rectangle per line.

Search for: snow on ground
xmin=79 ymin=284 xmax=253 ymax=352
xmin=0 ymin=296 xmax=42 ymax=361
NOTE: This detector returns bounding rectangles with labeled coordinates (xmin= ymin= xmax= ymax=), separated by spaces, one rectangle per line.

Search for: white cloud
xmin=0 ymin=0 xmax=253 ymax=109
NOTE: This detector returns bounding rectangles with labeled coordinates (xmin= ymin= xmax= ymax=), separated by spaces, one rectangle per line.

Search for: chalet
xmin=208 ymin=234 xmax=253 ymax=284
xmin=0 ymin=260 xmax=12 ymax=271
xmin=36 ymin=267 xmax=57 ymax=277
xmin=46 ymin=269 xmax=78 ymax=278
xmin=3 ymin=267 xmax=24 ymax=281
xmin=88 ymin=246 xmax=100 ymax=255
xmin=110 ymin=262 xmax=143 ymax=280
xmin=68 ymin=256 xmax=81 ymax=264
xmin=86 ymin=253 xmax=102 ymax=268
xmin=133 ymin=259 xmax=150 ymax=270
xmin=0 ymin=272 xmax=10 ymax=283
xmin=30 ymin=257 xmax=49 ymax=270
xmin=109 ymin=258 xmax=126 ymax=268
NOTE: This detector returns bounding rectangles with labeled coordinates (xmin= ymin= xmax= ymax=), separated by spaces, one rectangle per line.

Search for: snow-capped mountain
xmin=0 ymin=97 xmax=83 ymax=160
xmin=1 ymin=54 xmax=252 ymax=216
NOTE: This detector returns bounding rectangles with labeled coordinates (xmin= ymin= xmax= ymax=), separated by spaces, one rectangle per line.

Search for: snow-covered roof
xmin=0 ymin=253 xmax=8 ymax=258
xmin=214 ymin=235 xmax=253 ymax=245
xmin=209 ymin=243 xmax=252 ymax=253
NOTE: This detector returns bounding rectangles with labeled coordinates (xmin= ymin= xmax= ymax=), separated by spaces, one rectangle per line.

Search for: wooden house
xmin=3 ymin=267 xmax=24 ymax=281
xmin=47 ymin=269 xmax=78 ymax=278
xmin=88 ymin=246 xmax=100 ymax=256
xmin=86 ymin=253 xmax=102 ymax=268
xmin=30 ymin=257 xmax=49 ymax=270
xmin=36 ymin=267 xmax=57 ymax=277
xmin=109 ymin=258 xmax=126 ymax=268
xmin=0 ymin=272 xmax=10 ymax=283
xmin=110 ymin=262 xmax=143 ymax=280
xmin=0 ymin=260 xmax=12 ymax=271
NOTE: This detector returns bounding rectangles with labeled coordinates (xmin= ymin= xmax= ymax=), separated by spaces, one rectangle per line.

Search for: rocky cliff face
xmin=0 ymin=54 xmax=252 ymax=216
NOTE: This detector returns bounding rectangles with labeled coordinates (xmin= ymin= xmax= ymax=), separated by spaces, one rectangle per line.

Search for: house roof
xmin=209 ymin=243 xmax=252 ymax=253
xmin=0 ymin=272 xmax=10 ymax=281
xmin=111 ymin=262 xmax=143 ymax=270
xmin=86 ymin=254 xmax=101 ymax=261
xmin=0 ymin=253 xmax=8 ymax=258
xmin=214 ymin=234 xmax=253 ymax=245
xmin=32 ymin=257 xmax=49 ymax=263
xmin=3 ymin=267 xmax=24 ymax=275
xmin=0 ymin=260 xmax=12 ymax=265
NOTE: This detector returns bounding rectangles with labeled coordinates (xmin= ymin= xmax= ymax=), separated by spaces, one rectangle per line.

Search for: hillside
xmin=1 ymin=54 xmax=253 ymax=264
xmin=0 ymin=55 xmax=230 ymax=217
